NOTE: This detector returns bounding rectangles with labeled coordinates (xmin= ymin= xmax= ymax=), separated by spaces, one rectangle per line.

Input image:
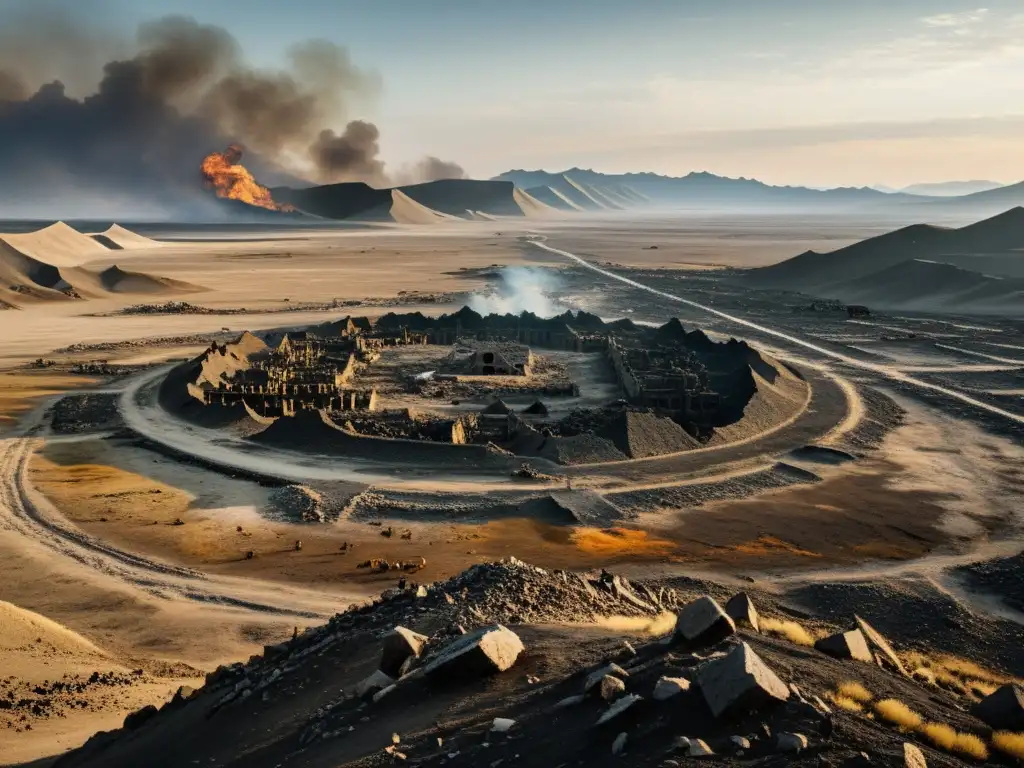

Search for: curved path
xmin=120 ymin=355 xmax=854 ymax=495
xmin=529 ymin=238 xmax=1024 ymax=426
xmin=0 ymin=405 xmax=360 ymax=621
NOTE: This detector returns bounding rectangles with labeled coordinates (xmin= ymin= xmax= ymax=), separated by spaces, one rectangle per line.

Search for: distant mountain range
xmin=899 ymin=180 xmax=1005 ymax=197
xmin=746 ymin=207 xmax=1024 ymax=315
xmin=493 ymin=168 xmax=1024 ymax=214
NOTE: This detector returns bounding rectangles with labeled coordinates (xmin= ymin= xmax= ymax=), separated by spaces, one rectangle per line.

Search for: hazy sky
xmin=8 ymin=0 xmax=1024 ymax=187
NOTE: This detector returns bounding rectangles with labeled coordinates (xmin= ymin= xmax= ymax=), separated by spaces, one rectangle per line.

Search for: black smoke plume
xmin=0 ymin=10 xmax=464 ymax=218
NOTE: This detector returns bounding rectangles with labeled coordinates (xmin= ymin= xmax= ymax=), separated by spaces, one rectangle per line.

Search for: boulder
xmin=596 ymin=694 xmax=642 ymax=726
xmin=696 ymin=642 xmax=790 ymax=718
xmin=598 ymin=675 xmax=626 ymax=702
xmin=725 ymin=592 xmax=760 ymax=632
xmin=972 ymin=683 xmax=1024 ymax=731
xmin=674 ymin=596 xmax=736 ymax=648
xmin=904 ymin=742 xmax=927 ymax=768
xmin=653 ymin=676 xmax=691 ymax=701
xmin=585 ymin=663 xmax=629 ymax=693
xmin=166 ymin=685 xmax=196 ymax=709
xmin=422 ymin=624 xmax=524 ymax=680
xmin=814 ymin=629 xmax=873 ymax=662
xmin=123 ymin=705 xmax=158 ymax=730
xmin=491 ymin=717 xmax=516 ymax=733
xmin=380 ymin=626 xmax=429 ymax=677
xmin=731 ymin=735 xmax=751 ymax=751
xmin=688 ymin=739 xmax=714 ymax=757
xmin=776 ymin=732 xmax=809 ymax=752
xmin=355 ymin=669 xmax=395 ymax=699
xmin=855 ymin=615 xmax=908 ymax=676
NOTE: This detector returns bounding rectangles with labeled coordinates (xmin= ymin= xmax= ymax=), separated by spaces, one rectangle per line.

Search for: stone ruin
xmin=180 ymin=308 xmax=770 ymax=458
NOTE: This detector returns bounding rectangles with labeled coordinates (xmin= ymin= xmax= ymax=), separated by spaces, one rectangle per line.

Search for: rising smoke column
xmin=0 ymin=9 xmax=466 ymax=216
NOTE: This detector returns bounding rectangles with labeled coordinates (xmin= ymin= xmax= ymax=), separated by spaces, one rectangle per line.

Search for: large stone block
xmin=814 ymin=629 xmax=873 ymax=662
xmin=380 ymin=626 xmax=429 ymax=677
xmin=422 ymin=624 xmax=524 ymax=680
xmin=973 ymin=683 xmax=1024 ymax=731
xmin=854 ymin=615 xmax=907 ymax=676
xmin=674 ymin=596 xmax=736 ymax=648
xmin=725 ymin=592 xmax=760 ymax=633
xmin=696 ymin=642 xmax=790 ymax=718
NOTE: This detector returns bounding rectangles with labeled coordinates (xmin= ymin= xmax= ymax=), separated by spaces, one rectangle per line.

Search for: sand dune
xmin=0 ymin=223 xmax=201 ymax=305
xmin=1 ymin=221 xmax=109 ymax=267
xmin=753 ymin=207 xmax=1024 ymax=291
xmin=834 ymin=259 xmax=1024 ymax=314
xmin=389 ymin=189 xmax=463 ymax=225
xmin=562 ymin=175 xmax=610 ymax=209
xmin=97 ymin=265 xmax=202 ymax=294
xmin=90 ymin=224 xmax=162 ymax=250
xmin=512 ymin=187 xmax=558 ymax=218
xmin=524 ymin=185 xmax=582 ymax=211
xmin=0 ymin=599 xmax=109 ymax=665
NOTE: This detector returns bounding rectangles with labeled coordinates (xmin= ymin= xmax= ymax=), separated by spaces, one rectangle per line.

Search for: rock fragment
xmin=422 ymin=625 xmax=524 ymax=679
xmin=596 ymin=694 xmax=642 ymax=726
xmin=598 ymin=675 xmax=626 ymax=702
xmin=815 ymin=629 xmax=873 ymax=662
xmin=585 ymin=663 xmax=630 ymax=693
xmin=904 ymin=742 xmax=927 ymax=768
xmin=674 ymin=596 xmax=736 ymax=648
xmin=354 ymin=670 xmax=395 ymax=699
xmin=688 ymin=739 xmax=714 ymax=756
xmin=653 ymin=676 xmax=690 ymax=701
xmin=973 ymin=683 xmax=1024 ymax=731
xmin=380 ymin=626 xmax=429 ymax=677
xmin=696 ymin=642 xmax=790 ymax=718
xmin=854 ymin=615 xmax=908 ymax=676
xmin=611 ymin=732 xmax=628 ymax=755
xmin=725 ymin=592 xmax=760 ymax=632
xmin=776 ymin=732 xmax=809 ymax=752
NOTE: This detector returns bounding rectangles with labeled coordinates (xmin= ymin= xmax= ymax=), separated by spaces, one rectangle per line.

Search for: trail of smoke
xmin=468 ymin=267 xmax=564 ymax=317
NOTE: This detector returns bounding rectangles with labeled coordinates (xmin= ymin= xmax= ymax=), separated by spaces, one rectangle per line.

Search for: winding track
xmin=530 ymin=239 xmax=1024 ymax=426
xmin=0 ymin=404 xmax=356 ymax=621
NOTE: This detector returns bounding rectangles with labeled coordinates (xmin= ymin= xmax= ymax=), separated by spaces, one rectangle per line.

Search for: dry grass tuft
xmin=993 ymin=731 xmax=1024 ymax=761
xmin=949 ymin=732 xmax=988 ymax=761
xmin=760 ymin=617 xmax=817 ymax=647
xmin=836 ymin=681 xmax=873 ymax=704
xmin=920 ymin=722 xmax=957 ymax=751
xmin=872 ymin=699 xmax=923 ymax=732
xmin=902 ymin=651 xmax=1015 ymax=700
xmin=829 ymin=694 xmax=864 ymax=713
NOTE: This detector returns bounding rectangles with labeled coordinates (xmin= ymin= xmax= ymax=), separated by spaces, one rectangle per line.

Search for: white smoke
xmin=468 ymin=266 xmax=563 ymax=317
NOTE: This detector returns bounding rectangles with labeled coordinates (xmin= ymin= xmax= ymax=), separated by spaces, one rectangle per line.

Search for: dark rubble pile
xmin=54 ymin=560 xmax=1024 ymax=768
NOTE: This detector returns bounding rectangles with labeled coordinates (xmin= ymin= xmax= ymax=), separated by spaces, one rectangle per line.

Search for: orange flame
xmin=200 ymin=145 xmax=293 ymax=211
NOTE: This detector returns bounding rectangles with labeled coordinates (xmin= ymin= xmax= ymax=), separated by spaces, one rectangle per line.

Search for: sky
xmin=6 ymin=0 xmax=1024 ymax=188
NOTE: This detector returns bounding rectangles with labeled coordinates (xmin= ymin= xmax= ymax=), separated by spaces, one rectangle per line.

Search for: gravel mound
xmin=268 ymin=485 xmax=325 ymax=523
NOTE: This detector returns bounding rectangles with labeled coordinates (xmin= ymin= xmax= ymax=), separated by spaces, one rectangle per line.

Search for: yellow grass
xmin=571 ymin=527 xmax=676 ymax=558
xmin=950 ymin=732 xmax=988 ymax=761
xmin=993 ymin=731 xmax=1024 ymax=761
xmin=829 ymin=695 xmax=864 ymax=713
xmin=760 ymin=617 xmax=817 ymax=647
xmin=920 ymin=722 xmax=957 ymax=751
xmin=837 ymin=681 xmax=873 ymax=704
xmin=872 ymin=699 xmax=923 ymax=732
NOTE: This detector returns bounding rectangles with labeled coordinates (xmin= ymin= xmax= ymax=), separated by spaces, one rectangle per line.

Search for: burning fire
xmin=200 ymin=145 xmax=293 ymax=211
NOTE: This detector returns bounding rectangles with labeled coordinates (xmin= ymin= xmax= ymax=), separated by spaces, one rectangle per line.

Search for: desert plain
xmin=0 ymin=209 xmax=1023 ymax=765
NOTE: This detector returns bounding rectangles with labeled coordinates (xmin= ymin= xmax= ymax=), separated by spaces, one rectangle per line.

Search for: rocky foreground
xmin=53 ymin=560 xmax=1024 ymax=767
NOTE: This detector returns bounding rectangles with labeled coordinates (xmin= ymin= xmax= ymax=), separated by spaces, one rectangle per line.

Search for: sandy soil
xmin=0 ymin=370 xmax=98 ymax=432
xmin=1 ymin=214 xmax=1021 ymax=764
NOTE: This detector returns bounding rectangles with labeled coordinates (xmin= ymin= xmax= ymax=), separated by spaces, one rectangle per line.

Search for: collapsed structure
xmin=167 ymin=307 xmax=776 ymax=463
